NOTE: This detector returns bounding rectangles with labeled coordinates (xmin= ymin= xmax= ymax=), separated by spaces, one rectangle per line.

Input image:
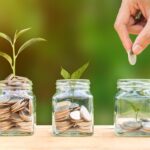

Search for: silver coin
xmin=70 ymin=110 xmax=81 ymax=120
xmin=141 ymin=122 xmax=150 ymax=132
xmin=127 ymin=50 xmax=137 ymax=65
xmin=80 ymin=105 xmax=91 ymax=122
xmin=121 ymin=121 xmax=142 ymax=131
xmin=55 ymin=101 xmax=71 ymax=112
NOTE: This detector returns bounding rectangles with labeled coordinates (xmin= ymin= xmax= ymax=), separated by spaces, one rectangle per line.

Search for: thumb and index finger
xmin=115 ymin=1 xmax=150 ymax=55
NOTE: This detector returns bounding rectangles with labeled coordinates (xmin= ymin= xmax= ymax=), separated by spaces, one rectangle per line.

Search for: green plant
xmin=0 ymin=28 xmax=46 ymax=76
xmin=61 ymin=62 xmax=89 ymax=79
xmin=126 ymin=101 xmax=140 ymax=121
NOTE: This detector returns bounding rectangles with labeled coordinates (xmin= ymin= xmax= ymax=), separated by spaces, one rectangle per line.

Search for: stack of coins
xmin=0 ymin=74 xmax=32 ymax=90
xmin=0 ymin=99 xmax=33 ymax=132
xmin=120 ymin=121 xmax=142 ymax=131
xmin=0 ymin=74 xmax=34 ymax=133
xmin=119 ymin=119 xmax=150 ymax=134
xmin=54 ymin=101 xmax=92 ymax=133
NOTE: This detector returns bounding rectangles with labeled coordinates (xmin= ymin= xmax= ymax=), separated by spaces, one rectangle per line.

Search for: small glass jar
xmin=0 ymin=74 xmax=36 ymax=136
xmin=52 ymin=79 xmax=94 ymax=136
xmin=115 ymin=79 xmax=150 ymax=136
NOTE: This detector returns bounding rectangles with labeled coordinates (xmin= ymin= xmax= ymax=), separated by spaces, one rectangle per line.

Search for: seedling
xmin=61 ymin=62 xmax=89 ymax=79
xmin=0 ymin=28 xmax=46 ymax=76
xmin=127 ymin=100 xmax=140 ymax=122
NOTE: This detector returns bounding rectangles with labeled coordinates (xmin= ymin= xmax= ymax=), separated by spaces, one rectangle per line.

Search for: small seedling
xmin=127 ymin=101 xmax=140 ymax=121
xmin=0 ymin=28 xmax=46 ymax=76
xmin=61 ymin=62 xmax=89 ymax=79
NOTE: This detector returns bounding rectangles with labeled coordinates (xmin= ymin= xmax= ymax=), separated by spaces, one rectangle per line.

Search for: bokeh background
xmin=0 ymin=0 xmax=150 ymax=125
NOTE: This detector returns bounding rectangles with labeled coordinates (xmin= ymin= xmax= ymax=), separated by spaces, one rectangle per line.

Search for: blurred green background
xmin=0 ymin=0 xmax=150 ymax=125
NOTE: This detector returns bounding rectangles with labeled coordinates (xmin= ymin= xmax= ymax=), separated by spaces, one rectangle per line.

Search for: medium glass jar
xmin=115 ymin=79 xmax=150 ymax=136
xmin=52 ymin=79 xmax=94 ymax=136
xmin=0 ymin=74 xmax=35 ymax=136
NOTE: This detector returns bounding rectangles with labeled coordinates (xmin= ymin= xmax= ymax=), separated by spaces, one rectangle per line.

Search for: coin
xmin=19 ymin=110 xmax=32 ymax=122
xmin=0 ymin=121 xmax=13 ymax=131
xmin=55 ymin=109 xmax=70 ymax=121
xmin=121 ymin=121 xmax=142 ymax=131
xmin=11 ymin=99 xmax=28 ymax=113
xmin=0 ymin=107 xmax=10 ymax=115
xmin=70 ymin=119 xmax=84 ymax=123
xmin=141 ymin=122 xmax=150 ymax=132
xmin=55 ymin=101 xmax=71 ymax=112
xmin=17 ymin=122 xmax=33 ymax=133
xmin=56 ymin=120 xmax=71 ymax=128
xmin=70 ymin=110 xmax=81 ymax=120
xmin=76 ymin=121 xmax=92 ymax=127
xmin=11 ymin=113 xmax=23 ymax=123
xmin=127 ymin=50 xmax=137 ymax=65
xmin=57 ymin=124 xmax=72 ymax=132
xmin=80 ymin=106 xmax=91 ymax=122
xmin=0 ymin=112 xmax=11 ymax=121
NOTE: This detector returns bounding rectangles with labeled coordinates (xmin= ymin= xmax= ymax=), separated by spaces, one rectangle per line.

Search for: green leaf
xmin=0 ymin=32 xmax=12 ymax=44
xmin=16 ymin=38 xmax=46 ymax=57
xmin=0 ymin=51 xmax=12 ymax=65
xmin=61 ymin=67 xmax=71 ymax=79
xmin=71 ymin=62 xmax=89 ymax=79
xmin=126 ymin=101 xmax=140 ymax=112
xmin=14 ymin=28 xmax=31 ymax=43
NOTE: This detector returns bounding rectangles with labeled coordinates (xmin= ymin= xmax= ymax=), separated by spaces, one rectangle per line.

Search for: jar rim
xmin=57 ymin=79 xmax=90 ymax=82
xmin=117 ymin=79 xmax=150 ymax=89
xmin=118 ymin=79 xmax=150 ymax=82
xmin=0 ymin=74 xmax=33 ymax=90
xmin=56 ymin=79 xmax=90 ymax=89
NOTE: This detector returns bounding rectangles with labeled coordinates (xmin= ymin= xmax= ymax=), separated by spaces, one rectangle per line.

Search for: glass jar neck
xmin=0 ymin=74 xmax=33 ymax=91
xmin=56 ymin=79 xmax=90 ymax=91
xmin=117 ymin=79 xmax=150 ymax=90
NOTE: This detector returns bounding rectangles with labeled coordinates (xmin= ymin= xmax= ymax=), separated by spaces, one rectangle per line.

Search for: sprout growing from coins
xmin=54 ymin=62 xmax=92 ymax=134
xmin=0 ymin=28 xmax=46 ymax=76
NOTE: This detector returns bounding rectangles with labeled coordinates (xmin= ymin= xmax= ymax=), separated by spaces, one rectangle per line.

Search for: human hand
xmin=114 ymin=0 xmax=150 ymax=55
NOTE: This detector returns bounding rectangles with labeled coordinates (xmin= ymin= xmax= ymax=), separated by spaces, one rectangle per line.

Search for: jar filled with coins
xmin=115 ymin=79 xmax=150 ymax=136
xmin=52 ymin=79 xmax=94 ymax=136
xmin=0 ymin=74 xmax=35 ymax=136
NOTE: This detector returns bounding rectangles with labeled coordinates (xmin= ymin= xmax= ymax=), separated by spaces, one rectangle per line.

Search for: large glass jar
xmin=52 ymin=79 xmax=94 ymax=136
xmin=0 ymin=74 xmax=35 ymax=136
xmin=115 ymin=79 xmax=150 ymax=136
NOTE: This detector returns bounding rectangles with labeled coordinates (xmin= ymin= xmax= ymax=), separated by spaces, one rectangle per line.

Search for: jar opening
xmin=0 ymin=74 xmax=33 ymax=90
xmin=56 ymin=79 xmax=90 ymax=90
xmin=117 ymin=79 xmax=150 ymax=89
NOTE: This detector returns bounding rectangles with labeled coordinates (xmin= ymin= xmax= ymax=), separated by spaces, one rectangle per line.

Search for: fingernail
xmin=132 ymin=44 xmax=143 ymax=55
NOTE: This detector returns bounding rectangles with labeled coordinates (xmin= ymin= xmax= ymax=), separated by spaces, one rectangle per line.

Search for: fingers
xmin=132 ymin=19 xmax=150 ymax=55
xmin=127 ymin=24 xmax=143 ymax=34
xmin=114 ymin=1 xmax=133 ymax=51
xmin=127 ymin=16 xmax=145 ymax=34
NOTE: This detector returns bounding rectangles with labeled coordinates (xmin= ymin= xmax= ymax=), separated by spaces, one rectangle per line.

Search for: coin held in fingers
xmin=127 ymin=50 xmax=137 ymax=65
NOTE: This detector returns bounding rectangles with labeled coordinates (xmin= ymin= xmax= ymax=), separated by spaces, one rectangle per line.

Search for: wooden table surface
xmin=0 ymin=125 xmax=150 ymax=150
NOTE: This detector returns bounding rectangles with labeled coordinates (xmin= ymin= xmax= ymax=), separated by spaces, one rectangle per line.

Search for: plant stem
xmin=135 ymin=111 xmax=139 ymax=122
xmin=12 ymin=44 xmax=16 ymax=76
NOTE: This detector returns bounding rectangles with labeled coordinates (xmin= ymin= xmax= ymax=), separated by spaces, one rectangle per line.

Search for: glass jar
xmin=0 ymin=74 xmax=36 ymax=136
xmin=115 ymin=79 xmax=150 ymax=136
xmin=52 ymin=79 xmax=94 ymax=136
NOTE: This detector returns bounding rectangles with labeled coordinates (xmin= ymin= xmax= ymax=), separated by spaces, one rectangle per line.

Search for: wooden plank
xmin=0 ymin=125 xmax=149 ymax=150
